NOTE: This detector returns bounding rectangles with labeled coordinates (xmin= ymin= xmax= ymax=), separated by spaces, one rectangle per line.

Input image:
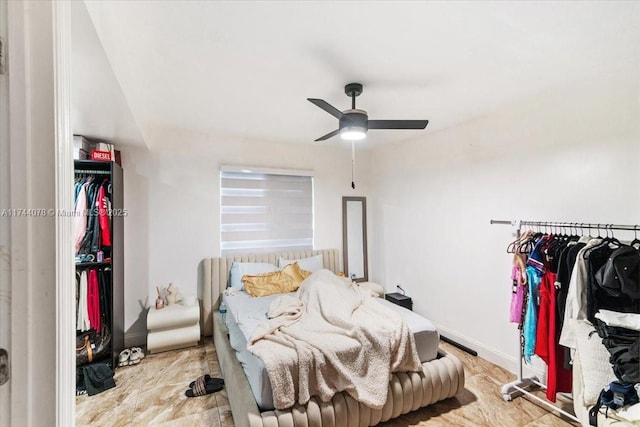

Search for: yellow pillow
xmin=243 ymin=262 xmax=311 ymax=297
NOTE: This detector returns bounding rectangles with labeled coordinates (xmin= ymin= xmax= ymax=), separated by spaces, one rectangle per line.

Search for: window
xmin=220 ymin=166 xmax=314 ymax=255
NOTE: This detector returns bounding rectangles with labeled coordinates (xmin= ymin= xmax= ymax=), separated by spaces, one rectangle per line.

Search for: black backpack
xmin=589 ymin=381 xmax=639 ymax=426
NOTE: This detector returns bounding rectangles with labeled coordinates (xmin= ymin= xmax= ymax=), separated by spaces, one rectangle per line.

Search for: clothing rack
xmin=75 ymin=169 xmax=111 ymax=175
xmin=490 ymin=219 xmax=639 ymax=233
xmin=490 ymin=219 xmax=640 ymax=423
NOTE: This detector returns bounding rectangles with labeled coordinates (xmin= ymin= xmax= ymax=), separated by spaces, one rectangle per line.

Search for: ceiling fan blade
xmin=307 ymin=98 xmax=344 ymax=119
xmin=314 ymin=129 xmax=340 ymax=142
xmin=368 ymin=119 xmax=429 ymax=130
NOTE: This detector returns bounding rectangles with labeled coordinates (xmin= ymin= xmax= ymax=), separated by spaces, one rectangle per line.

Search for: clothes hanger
xmin=631 ymin=226 xmax=640 ymax=249
xmin=571 ymin=222 xmax=580 ymax=240
xmin=509 ymin=229 xmax=532 ymax=253
xmin=607 ymin=224 xmax=622 ymax=247
xmin=516 ymin=229 xmax=537 ymax=254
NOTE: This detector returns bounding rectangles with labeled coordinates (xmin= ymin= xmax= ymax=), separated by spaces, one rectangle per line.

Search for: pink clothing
xmin=510 ymin=265 xmax=526 ymax=323
xmin=87 ymin=269 xmax=101 ymax=331
xmin=74 ymin=183 xmax=89 ymax=253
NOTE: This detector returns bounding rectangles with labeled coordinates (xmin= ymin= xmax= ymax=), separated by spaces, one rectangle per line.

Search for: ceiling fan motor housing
xmin=340 ymin=109 xmax=368 ymax=131
xmin=344 ymin=83 xmax=363 ymax=97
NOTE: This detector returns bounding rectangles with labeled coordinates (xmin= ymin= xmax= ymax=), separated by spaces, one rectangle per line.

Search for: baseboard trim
xmin=434 ymin=322 xmax=546 ymax=381
xmin=124 ymin=331 xmax=147 ymax=348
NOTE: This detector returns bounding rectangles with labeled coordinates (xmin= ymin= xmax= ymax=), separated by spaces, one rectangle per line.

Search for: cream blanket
xmin=247 ymin=269 xmax=421 ymax=410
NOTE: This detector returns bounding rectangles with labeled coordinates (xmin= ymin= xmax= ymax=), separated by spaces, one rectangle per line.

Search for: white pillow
xmin=278 ymin=255 xmax=323 ymax=272
xmin=229 ymin=262 xmax=278 ymax=290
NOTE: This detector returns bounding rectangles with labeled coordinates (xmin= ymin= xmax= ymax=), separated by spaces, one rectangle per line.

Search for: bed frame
xmin=201 ymin=249 xmax=465 ymax=427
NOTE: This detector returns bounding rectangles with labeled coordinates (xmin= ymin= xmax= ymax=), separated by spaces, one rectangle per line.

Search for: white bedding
xmin=223 ymin=287 xmax=439 ymax=410
xmin=573 ymin=348 xmax=640 ymax=426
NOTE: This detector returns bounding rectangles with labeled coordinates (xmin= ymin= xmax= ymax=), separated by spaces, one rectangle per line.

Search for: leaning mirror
xmin=342 ymin=196 xmax=368 ymax=282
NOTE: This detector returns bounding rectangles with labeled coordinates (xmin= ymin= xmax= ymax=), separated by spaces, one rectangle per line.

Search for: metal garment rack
xmin=490 ymin=219 xmax=640 ymax=423
xmin=75 ymin=169 xmax=111 ymax=175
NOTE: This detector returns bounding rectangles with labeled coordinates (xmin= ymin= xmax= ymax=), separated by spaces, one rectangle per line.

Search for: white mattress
xmin=222 ymin=290 xmax=439 ymax=410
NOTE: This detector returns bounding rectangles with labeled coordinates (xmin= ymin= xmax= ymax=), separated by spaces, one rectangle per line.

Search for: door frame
xmin=52 ymin=1 xmax=76 ymax=426
xmin=5 ymin=1 xmax=75 ymax=426
xmin=0 ymin=0 xmax=10 ymax=423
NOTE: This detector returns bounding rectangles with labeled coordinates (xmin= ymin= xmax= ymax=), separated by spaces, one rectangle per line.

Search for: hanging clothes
xmin=74 ymin=174 xmax=112 ymax=257
xmin=535 ymin=267 xmax=573 ymax=401
xmin=74 ymin=181 xmax=90 ymax=254
xmin=87 ymin=269 xmax=101 ymax=331
xmin=555 ymin=238 xmax=588 ymax=333
xmin=535 ymin=269 xmax=553 ymax=365
xmin=545 ymin=272 xmax=573 ymax=401
xmin=76 ymin=270 xmax=91 ymax=332
xmin=508 ymin=231 xmax=575 ymax=401
xmin=98 ymin=182 xmax=111 ymax=247
xmin=523 ymin=265 xmax=541 ymax=362
xmin=559 ymin=238 xmax=603 ymax=349
xmin=509 ymin=262 xmax=526 ymax=324
xmin=98 ymin=268 xmax=112 ymax=328
xmin=505 ymin=222 xmax=640 ymax=407
xmin=521 ymin=234 xmax=549 ymax=361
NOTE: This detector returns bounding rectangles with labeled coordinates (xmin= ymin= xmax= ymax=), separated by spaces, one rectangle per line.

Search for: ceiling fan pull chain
xmin=351 ymin=141 xmax=356 ymax=189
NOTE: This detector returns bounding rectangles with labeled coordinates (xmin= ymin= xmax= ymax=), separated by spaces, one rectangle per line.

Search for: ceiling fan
xmin=308 ymin=83 xmax=429 ymax=142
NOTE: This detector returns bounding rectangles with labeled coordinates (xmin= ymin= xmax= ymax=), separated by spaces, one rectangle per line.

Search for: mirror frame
xmin=342 ymin=196 xmax=368 ymax=282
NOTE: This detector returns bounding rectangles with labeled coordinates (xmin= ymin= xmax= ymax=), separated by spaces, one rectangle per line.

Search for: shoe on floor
xmin=129 ymin=347 xmax=143 ymax=365
xmin=118 ymin=349 xmax=131 ymax=367
xmin=131 ymin=346 xmax=145 ymax=360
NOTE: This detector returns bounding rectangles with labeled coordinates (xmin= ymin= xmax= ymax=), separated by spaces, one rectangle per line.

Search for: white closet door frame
xmin=53 ymin=1 xmax=76 ymax=426
xmin=0 ymin=0 xmax=10 ymax=425
xmin=4 ymin=2 xmax=74 ymax=426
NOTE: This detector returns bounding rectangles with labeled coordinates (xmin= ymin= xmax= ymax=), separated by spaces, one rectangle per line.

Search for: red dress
xmin=535 ymin=270 xmax=572 ymax=402
xmin=87 ymin=269 xmax=101 ymax=331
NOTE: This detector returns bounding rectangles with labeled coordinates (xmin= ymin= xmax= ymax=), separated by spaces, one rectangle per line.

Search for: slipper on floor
xmin=188 ymin=374 xmax=224 ymax=389
xmin=185 ymin=375 xmax=224 ymax=397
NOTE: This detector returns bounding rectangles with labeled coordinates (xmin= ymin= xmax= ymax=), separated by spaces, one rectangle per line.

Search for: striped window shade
xmin=220 ymin=167 xmax=314 ymax=256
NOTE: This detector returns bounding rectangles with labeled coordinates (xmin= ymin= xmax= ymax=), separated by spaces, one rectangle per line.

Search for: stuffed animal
xmin=155 ymin=286 xmax=165 ymax=310
xmin=166 ymin=282 xmax=182 ymax=305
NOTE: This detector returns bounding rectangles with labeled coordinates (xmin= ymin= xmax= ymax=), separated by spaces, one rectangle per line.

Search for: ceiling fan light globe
xmin=340 ymin=126 xmax=367 ymax=141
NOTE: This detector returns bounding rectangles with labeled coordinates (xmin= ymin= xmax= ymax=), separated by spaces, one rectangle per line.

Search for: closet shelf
xmin=75 ymin=261 xmax=111 ymax=270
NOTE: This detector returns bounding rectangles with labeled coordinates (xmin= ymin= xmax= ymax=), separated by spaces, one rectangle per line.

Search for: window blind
xmin=220 ymin=169 xmax=314 ymax=255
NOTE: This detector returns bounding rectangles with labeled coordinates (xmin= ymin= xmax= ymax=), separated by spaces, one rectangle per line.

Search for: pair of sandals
xmin=118 ymin=347 xmax=144 ymax=367
xmin=185 ymin=374 xmax=224 ymax=397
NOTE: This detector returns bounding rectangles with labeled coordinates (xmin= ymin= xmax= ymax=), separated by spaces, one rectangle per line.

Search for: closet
xmin=75 ymin=159 xmax=124 ymax=368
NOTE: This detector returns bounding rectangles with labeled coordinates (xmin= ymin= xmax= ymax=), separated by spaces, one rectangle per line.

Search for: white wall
xmin=370 ymin=77 xmax=640 ymax=373
xmin=121 ymin=127 xmax=372 ymax=345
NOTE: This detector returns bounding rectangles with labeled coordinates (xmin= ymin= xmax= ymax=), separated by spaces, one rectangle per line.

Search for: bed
xmin=201 ymin=249 xmax=465 ymax=427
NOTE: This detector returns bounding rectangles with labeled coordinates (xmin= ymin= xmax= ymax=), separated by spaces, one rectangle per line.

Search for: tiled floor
xmin=76 ymin=340 xmax=579 ymax=426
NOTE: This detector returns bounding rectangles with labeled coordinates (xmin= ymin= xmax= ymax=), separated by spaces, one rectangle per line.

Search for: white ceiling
xmin=75 ymin=1 xmax=640 ymax=149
